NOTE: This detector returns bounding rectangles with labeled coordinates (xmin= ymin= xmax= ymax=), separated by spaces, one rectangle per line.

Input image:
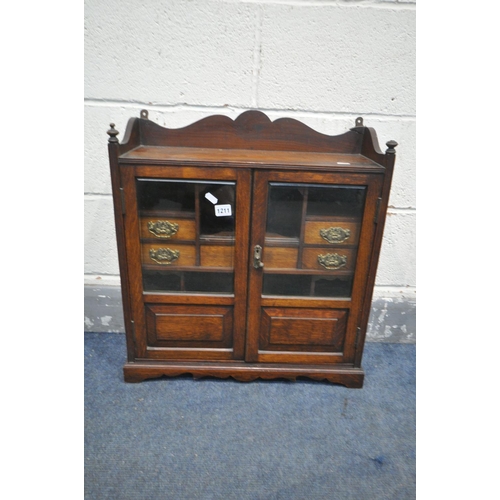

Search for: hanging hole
xmin=140 ymin=109 xmax=149 ymax=119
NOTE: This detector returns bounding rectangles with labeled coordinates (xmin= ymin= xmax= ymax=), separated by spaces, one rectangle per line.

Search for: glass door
xmin=121 ymin=166 xmax=251 ymax=361
xmin=246 ymin=170 xmax=383 ymax=364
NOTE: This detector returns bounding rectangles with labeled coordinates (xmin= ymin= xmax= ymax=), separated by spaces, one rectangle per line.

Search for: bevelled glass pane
xmin=137 ymin=179 xmax=195 ymax=213
xmin=262 ymin=274 xmax=312 ymax=296
xmin=199 ymin=183 xmax=235 ymax=237
xmin=142 ymin=270 xmax=234 ymax=294
xmin=262 ymin=274 xmax=353 ymax=298
xmin=142 ymin=270 xmax=182 ymax=292
xmin=138 ymin=179 xmax=236 ymax=294
xmin=266 ymin=184 xmax=304 ymax=238
xmin=313 ymin=276 xmax=353 ymax=298
xmin=307 ymin=185 xmax=366 ymax=218
xmin=262 ymin=182 xmax=364 ymax=298
xmin=184 ymin=272 xmax=233 ymax=293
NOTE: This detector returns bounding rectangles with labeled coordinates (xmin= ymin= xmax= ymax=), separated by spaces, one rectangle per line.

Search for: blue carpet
xmin=85 ymin=333 xmax=415 ymax=499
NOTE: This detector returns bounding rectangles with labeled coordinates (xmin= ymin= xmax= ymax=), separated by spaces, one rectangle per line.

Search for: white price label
xmin=205 ymin=192 xmax=218 ymax=205
xmin=215 ymin=204 xmax=232 ymax=217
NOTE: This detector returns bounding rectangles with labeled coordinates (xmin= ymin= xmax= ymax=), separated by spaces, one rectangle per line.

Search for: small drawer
xmin=140 ymin=217 xmax=196 ymax=240
xmin=200 ymin=245 xmax=234 ymax=268
xmin=302 ymin=248 xmax=356 ymax=271
xmin=304 ymin=220 xmax=360 ymax=246
xmin=264 ymin=247 xmax=298 ymax=269
xmin=142 ymin=243 xmax=196 ymax=267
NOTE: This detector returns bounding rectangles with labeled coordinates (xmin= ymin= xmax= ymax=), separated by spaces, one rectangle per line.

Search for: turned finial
xmin=107 ymin=123 xmax=119 ymax=144
xmin=386 ymin=140 xmax=398 ymax=154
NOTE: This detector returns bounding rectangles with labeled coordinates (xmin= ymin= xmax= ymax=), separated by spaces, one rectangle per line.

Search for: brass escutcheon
xmin=319 ymin=226 xmax=351 ymax=244
xmin=317 ymin=253 xmax=347 ymax=270
xmin=148 ymin=220 xmax=179 ymax=238
xmin=149 ymin=247 xmax=180 ymax=265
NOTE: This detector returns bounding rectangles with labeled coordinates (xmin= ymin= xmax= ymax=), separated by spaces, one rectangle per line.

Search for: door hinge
xmin=374 ymin=197 xmax=382 ymax=223
xmin=354 ymin=327 xmax=361 ymax=350
xmin=130 ymin=320 xmax=137 ymax=351
xmin=120 ymin=187 xmax=126 ymax=215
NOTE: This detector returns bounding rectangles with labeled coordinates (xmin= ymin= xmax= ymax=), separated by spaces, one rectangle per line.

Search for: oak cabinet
xmin=107 ymin=110 xmax=397 ymax=387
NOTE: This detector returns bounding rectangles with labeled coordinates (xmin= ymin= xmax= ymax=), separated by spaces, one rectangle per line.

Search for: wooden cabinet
xmin=107 ymin=110 xmax=397 ymax=387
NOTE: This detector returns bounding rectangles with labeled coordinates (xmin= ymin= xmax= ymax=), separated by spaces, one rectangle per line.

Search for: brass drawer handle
xmin=317 ymin=253 xmax=347 ymax=270
xmin=149 ymin=247 xmax=180 ymax=265
xmin=319 ymin=227 xmax=350 ymax=244
xmin=148 ymin=220 xmax=179 ymax=238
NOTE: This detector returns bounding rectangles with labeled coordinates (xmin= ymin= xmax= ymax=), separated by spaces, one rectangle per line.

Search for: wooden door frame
xmin=245 ymin=169 xmax=384 ymax=364
xmin=120 ymin=164 xmax=252 ymax=361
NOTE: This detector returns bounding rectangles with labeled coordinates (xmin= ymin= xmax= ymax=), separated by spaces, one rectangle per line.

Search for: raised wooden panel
xmin=140 ymin=217 xmax=196 ymax=241
xmin=156 ymin=314 xmax=223 ymax=342
xmin=145 ymin=304 xmax=233 ymax=348
xmin=304 ymin=220 xmax=360 ymax=246
xmin=259 ymin=307 xmax=347 ymax=353
xmin=270 ymin=318 xmax=335 ymax=345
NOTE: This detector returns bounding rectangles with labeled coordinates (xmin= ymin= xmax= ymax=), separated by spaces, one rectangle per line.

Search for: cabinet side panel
xmin=354 ymin=156 xmax=396 ymax=367
xmin=340 ymin=174 xmax=385 ymax=363
xmin=108 ymin=145 xmax=136 ymax=360
xmin=120 ymin=166 xmax=149 ymax=358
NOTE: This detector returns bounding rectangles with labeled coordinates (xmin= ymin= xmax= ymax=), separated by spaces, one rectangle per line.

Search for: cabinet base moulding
xmin=123 ymin=361 xmax=365 ymax=388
